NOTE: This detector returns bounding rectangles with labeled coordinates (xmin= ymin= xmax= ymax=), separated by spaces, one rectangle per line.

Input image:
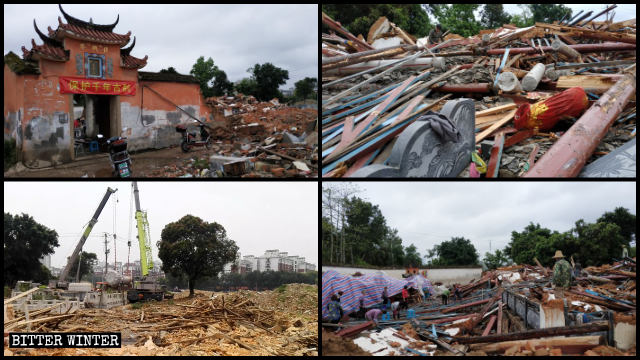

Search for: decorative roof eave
xmin=33 ymin=20 xmax=63 ymax=47
xmin=58 ymin=4 xmax=119 ymax=32
xmin=120 ymin=36 xmax=136 ymax=57
xmin=121 ymin=54 xmax=148 ymax=69
xmin=53 ymin=17 xmax=131 ymax=45
xmin=22 ymin=39 xmax=69 ymax=62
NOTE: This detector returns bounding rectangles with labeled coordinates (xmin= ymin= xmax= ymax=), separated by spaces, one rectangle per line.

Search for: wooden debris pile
xmin=5 ymin=285 xmax=318 ymax=356
xmin=322 ymin=9 xmax=636 ymax=178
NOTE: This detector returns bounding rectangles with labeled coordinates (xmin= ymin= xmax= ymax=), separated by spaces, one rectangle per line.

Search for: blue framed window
xmin=85 ymin=53 xmax=105 ymax=79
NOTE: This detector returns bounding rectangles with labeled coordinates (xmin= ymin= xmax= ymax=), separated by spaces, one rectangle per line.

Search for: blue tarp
xmin=322 ymin=270 xmax=433 ymax=319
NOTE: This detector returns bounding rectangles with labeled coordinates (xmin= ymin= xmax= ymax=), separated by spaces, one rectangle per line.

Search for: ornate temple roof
xmin=22 ymin=5 xmax=147 ymax=69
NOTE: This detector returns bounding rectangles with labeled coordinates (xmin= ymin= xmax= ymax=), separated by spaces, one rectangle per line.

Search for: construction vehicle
xmin=51 ymin=187 xmax=117 ymax=289
xmin=126 ymin=182 xmax=171 ymax=302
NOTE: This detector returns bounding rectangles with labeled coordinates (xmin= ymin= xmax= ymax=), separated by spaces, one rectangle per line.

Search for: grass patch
xmin=130 ymin=302 xmax=143 ymax=310
xmin=168 ymin=299 xmax=174 ymax=305
xmin=193 ymin=158 xmax=209 ymax=170
xmin=275 ymin=284 xmax=287 ymax=294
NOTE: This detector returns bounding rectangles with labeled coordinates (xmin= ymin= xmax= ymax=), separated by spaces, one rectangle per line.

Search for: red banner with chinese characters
xmin=59 ymin=77 xmax=136 ymax=96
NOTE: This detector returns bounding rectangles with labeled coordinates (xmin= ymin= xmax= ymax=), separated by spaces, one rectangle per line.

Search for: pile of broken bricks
xmin=321 ymin=10 xmax=636 ymax=178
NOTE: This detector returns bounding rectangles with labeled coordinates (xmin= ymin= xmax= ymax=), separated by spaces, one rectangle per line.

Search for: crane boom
xmin=133 ymin=182 xmax=153 ymax=277
xmin=58 ymin=187 xmax=117 ymax=286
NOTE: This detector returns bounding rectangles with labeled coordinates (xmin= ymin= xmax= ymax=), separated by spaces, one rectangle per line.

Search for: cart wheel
xmin=206 ymin=138 xmax=213 ymax=150
xmin=181 ymin=141 xmax=190 ymax=153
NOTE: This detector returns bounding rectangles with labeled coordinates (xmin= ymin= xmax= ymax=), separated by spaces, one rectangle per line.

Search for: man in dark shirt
xmin=428 ymin=24 xmax=445 ymax=45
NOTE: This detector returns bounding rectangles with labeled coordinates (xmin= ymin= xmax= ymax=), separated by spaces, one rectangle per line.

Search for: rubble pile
xmin=4 ymin=285 xmax=318 ymax=356
xmin=321 ymin=258 xmax=636 ymax=356
xmin=322 ymin=10 xmax=636 ymax=178
xmin=169 ymin=94 xmax=320 ymax=178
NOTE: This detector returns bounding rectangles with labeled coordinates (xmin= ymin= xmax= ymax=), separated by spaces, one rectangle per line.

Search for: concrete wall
xmin=323 ymin=266 xmax=483 ymax=286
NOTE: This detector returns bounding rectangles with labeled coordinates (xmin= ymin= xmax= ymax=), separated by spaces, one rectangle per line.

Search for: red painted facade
xmin=4 ymin=5 xmax=211 ymax=166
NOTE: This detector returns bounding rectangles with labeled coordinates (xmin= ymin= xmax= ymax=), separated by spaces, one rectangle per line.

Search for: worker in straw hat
xmin=551 ymin=250 xmax=571 ymax=298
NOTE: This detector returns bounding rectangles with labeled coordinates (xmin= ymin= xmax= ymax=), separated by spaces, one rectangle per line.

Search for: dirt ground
xmin=321 ymin=329 xmax=371 ymax=356
xmin=5 ymin=144 xmax=256 ymax=178
xmin=4 ymin=284 xmax=317 ymax=356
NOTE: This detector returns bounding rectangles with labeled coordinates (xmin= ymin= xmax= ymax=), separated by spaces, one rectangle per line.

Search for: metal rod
xmin=322 ymin=51 xmax=426 ymax=107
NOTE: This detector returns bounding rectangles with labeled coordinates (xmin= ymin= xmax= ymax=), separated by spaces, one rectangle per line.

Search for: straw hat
xmin=552 ymin=250 xmax=565 ymax=259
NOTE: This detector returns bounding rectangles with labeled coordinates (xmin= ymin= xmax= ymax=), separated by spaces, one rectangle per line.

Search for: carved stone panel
xmin=350 ymin=98 xmax=475 ymax=178
xmin=579 ymin=137 xmax=636 ymax=178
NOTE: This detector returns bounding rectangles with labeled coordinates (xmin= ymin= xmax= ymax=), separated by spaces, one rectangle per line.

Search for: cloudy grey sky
xmin=3 ymin=4 xmax=317 ymax=90
xmin=4 ymin=181 xmax=318 ymax=268
xmin=324 ymin=182 xmax=636 ymax=262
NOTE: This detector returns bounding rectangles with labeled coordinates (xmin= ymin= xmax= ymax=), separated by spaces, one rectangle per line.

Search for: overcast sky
xmin=4 ymin=181 xmax=318 ymax=269
xmin=3 ymin=4 xmax=317 ymax=90
xmin=324 ymin=182 xmax=636 ymax=262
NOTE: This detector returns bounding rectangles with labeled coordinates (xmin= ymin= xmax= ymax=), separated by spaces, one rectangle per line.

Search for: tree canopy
xmin=190 ymin=56 xmax=234 ymax=98
xmin=322 ymin=4 xmax=431 ymax=38
xmin=504 ymin=207 xmax=634 ymax=268
xmin=322 ymin=185 xmax=420 ymax=268
xmin=294 ymin=77 xmax=317 ymax=102
xmin=67 ymin=251 xmax=98 ymax=282
xmin=529 ymin=4 xmax=572 ymax=24
xmin=426 ymin=237 xmax=480 ymax=266
xmin=158 ymin=215 xmax=238 ymax=297
xmin=483 ymin=249 xmax=510 ymax=270
xmin=432 ymin=4 xmax=481 ymax=38
xmin=480 ymin=4 xmax=511 ymax=29
xmin=4 ymin=212 xmax=59 ymax=287
xmin=246 ymin=63 xmax=289 ymax=101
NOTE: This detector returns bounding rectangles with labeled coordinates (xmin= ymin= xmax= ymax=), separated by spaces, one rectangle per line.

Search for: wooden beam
xmin=475 ymin=103 xmax=517 ymax=117
xmin=556 ymin=75 xmax=624 ymax=94
xmin=497 ymin=302 xmax=503 ymax=335
xmin=4 ymin=287 xmax=39 ymax=305
xmin=486 ymin=132 xmax=505 ymax=178
xmin=482 ymin=315 xmax=497 ymax=336
xmin=469 ymin=335 xmax=602 ymax=353
xmin=456 ymin=323 xmax=608 ymax=345
xmin=475 ymin=109 xmax=517 ymax=144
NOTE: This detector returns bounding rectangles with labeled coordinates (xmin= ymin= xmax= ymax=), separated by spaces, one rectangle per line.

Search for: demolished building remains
xmin=322 ymin=257 xmax=636 ymax=356
xmin=321 ymin=10 xmax=636 ymax=177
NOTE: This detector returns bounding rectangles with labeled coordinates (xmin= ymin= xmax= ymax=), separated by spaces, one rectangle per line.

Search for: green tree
xmin=480 ymin=4 xmax=511 ymax=29
xmin=158 ymin=215 xmax=239 ymax=297
xmin=597 ymin=207 xmax=636 ymax=245
xmin=4 ymin=213 xmax=59 ymax=287
xmin=571 ymin=220 xmax=625 ymax=267
xmin=426 ymin=237 xmax=480 ymax=266
xmin=66 ymin=251 xmax=98 ymax=282
xmin=343 ymin=196 xmax=388 ymax=266
xmin=235 ymin=77 xmax=258 ymax=96
xmin=190 ymin=57 xmax=234 ymax=98
xmin=504 ymin=223 xmax=554 ymax=266
xmin=159 ymin=67 xmax=178 ymax=74
xmin=294 ymin=77 xmax=317 ymax=102
xmin=529 ymin=4 xmax=572 ymax=24
xmin=247 ymin=63 xmax=289 ymax=101
xmin=432 ymin=4 xmax=480 ymax=37
xmin=322 ymin=4 xmax=431 ymax=39
xmin=483 ymin=249 xmax=510 ymax=270
xmin=510 ymin=5 xmax=535 ymax=27
xmin=403 ymin=244 xmax=422 ymax=267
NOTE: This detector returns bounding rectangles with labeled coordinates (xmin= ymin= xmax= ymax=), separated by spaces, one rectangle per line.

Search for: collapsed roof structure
xmin=321 ymin=9 xmax=636 ymax=178
xmin=321 ymin=257 xmax=636 ymax=356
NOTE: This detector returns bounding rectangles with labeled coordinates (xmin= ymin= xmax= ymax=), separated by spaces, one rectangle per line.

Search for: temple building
xmin=4 ymin=5 xmax=212 ymax=166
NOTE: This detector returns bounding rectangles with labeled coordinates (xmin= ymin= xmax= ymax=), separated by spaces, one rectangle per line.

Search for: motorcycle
xmin=99 ymin=134 xmax=132 ymax=177
xmin=175 ymin=121 xmax=212 ymax=152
